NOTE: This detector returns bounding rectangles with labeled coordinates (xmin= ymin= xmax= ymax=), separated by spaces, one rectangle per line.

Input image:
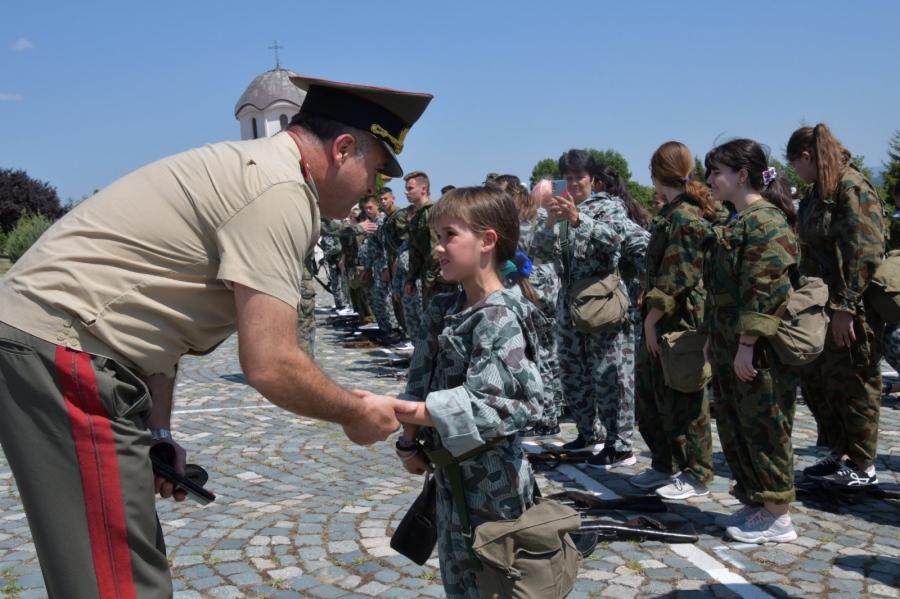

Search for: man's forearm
xmin=140 ymin=371 xmax=177 ymax=430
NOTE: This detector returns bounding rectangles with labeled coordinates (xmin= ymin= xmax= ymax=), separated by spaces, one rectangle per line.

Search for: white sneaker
xmin=714 ymin=505 xmax=759 ymax=528
xmin=336 ymin=307 xmax=357 ymax=316
xmin=655 ymin=472 xmax=709 ymax=500
xmin=629 ymin=468 xmax=676 ymax=490
xmin=392 ymin=341 xmax=415 ymax=352
xmin=358 ymin=323 xmax=380 ymax=330
xmin=726 ymin=509 xmax=797 ymax=544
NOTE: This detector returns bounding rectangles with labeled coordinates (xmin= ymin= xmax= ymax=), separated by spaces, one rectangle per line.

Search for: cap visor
xmin=378 ymin=140 xmax=403 ymax=178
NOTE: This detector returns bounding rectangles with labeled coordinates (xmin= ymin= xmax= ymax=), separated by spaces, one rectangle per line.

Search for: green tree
xmin=529 ymin=158 xmax=559 ymax=187
xmin=589 ymin=148 xmax=632 ymax=181
xmin=882 ymin=129 xmax=900 ymax=197
xmin=692 ymin=156 xmax=706 ymax=185
xmin=5 ymin=211 xmax=54 ymax=263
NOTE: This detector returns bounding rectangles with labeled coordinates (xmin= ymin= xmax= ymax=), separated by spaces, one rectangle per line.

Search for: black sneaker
xmin=803 ymin=453 xmax=844 ymax=480
xmin=821 ymin=461 xmax=878 ymax=487
xmin=518 ymin=423 xmax=561 ymax=439
xmin=561 ymin=434 xmax=603 ymax=453
xmin=586 ymin=447 xmax=636 ymax=470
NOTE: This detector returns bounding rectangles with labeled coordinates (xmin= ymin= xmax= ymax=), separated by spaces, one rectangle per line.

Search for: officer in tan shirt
xmin=0 ymin=76 xmax=431 ymax=599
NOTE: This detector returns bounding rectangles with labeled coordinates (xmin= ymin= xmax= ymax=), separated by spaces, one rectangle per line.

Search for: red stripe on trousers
xmin=56 ymin=346 xmax=137 ymax=599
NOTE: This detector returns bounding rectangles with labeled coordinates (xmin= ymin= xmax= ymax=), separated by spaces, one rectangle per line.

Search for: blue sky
xmin=2 ymin=1 xmax=898 ymax=205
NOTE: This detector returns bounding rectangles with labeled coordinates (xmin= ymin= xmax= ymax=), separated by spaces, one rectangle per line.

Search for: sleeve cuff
xmin=644 ymin=288 xmax=677 ymax=316
xmin=737 ymin=312 xmax=781 ymax=337
xmin=425 ymin=387 xmax=486 ymax=457
xmin=830 ymin=289 xmax=861 ymax=314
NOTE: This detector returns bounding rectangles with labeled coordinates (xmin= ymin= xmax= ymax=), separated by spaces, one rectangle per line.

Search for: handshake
xmin=342 ymin=389 xmax=430 ymax=446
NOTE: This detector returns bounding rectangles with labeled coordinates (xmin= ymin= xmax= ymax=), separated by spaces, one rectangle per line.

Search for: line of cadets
xmin=319 ymin=122 xmax=888 ymax=546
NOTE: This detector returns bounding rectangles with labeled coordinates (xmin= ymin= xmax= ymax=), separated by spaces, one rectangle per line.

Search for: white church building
xmin=234 ymin=67 xmax=306 ymax=141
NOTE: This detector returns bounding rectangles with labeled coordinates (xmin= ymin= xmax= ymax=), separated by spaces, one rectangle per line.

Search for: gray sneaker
xmin=714 ymin=504 xmax=759 ymax=528
xmin=629 ymin=468 xmax=675 ymax=490
xmin=726 ymin=509 xmax=797 ymax=544
xmin=655 ymin=472 xmax=709 ymax=500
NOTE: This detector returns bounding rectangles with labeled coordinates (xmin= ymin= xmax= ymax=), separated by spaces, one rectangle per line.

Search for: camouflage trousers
xmin=635 ymin=339 xmax=713 ymax=483
xmin=556 ymin=296 xmax=635 ymax=452
xmin=325 ymin=258 xmax=349 ymax=310
xmin=882 ymin=323 xmax=900 ymax=375
xmin=710 ymin=307 xmax=798 ymax=505
xmin=423 ymin=280 xmax=459 ymax=312
xmin=401 ymin=282 xmax=423 ymax=341
xmin=297 ymin=269 xmax=316 ymax=359
xmin=349 ymin=285 xmax=374 ymax=323
xmin=799 ymin=305 xmax=882 ymax=462
xmin=537 ymin=321 xmax=563 ymax=428
xmin=365 ymin=270 xmax=400 ymax=334
xmin=432 ymin=444 xmax=534 ymax=599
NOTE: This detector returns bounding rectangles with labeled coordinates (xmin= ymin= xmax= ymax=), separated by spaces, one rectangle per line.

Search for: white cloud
xmin=0 ymin=94 xmax=23 ymax=101
xmin=11 ymin=38 xmax=33 ymax=51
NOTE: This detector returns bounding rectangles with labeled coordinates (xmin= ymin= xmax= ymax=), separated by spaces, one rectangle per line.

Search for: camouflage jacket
xmin=401 ymin=287 xmax=544 ymax=457
xmin=643 ymin=194 xmax=711 ymax=332
xmin=797 ymin=163 xmax=886 ymax=314
xmin=392 ymin=241 xmax=410 ymax=294
xmin=531 ymin=193 xmax=649 ymax=287
xmin=358 ymin=214 xmax=386 ymax=271
xmin=519 ymin=210 xmax=561 ymax=318
xmin=406 ymin=200 xmax=449 ymax=286
xmin=703 ymin=200 xmax=798 ymax=337
xmin=320 ymin=218 xmax=363 ymax=239
xmin=318 ymin=218 xmax=342 ymax=260
xmin=380 ymin=207 xmax=408 ymax=264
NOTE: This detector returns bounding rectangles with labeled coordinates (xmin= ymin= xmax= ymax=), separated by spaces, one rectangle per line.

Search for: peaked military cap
xmin=290 ymin=75 xmax=433 ymax=178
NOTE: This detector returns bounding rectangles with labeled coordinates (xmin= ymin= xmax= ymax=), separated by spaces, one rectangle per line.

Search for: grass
xmin=625 ymin=559 xmax=643 ymax=573
xmin=421 ymin=571 xmax=438 ymax=581
xmin=2 ymin=569 xmax=21 ymax=599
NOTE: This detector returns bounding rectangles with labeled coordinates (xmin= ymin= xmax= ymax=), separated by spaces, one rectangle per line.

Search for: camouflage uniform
xmin=339 ymin=224 xmax=374 ymax=322
xmin=297 ymin=256 xmax=317 ymax=358
xmin=531 ymin=193 xmax=649 ymax=452
xmin=407 ymin=200 xmax=458 ymax=309
xmin=796 ymin=164 xmax=885 ymax=461
xmin=703 ymin=200 xmax=799 ymax=505
xmin=401 ymin=288 xmax=544 ymax=599
xmin=318 ymin=219 xmax=349 ymax=310
xmin=393 ymin=240 xmax=422 ymax=340
xmin=381 ymin=207 xmax=409 ymax=332
xmin=637 ymin=195 xmax=713 ymax=482
xmin=359 ymin=213 xmax=400 ymax=334
xmin=520 ymin=211 xmax=563 ymax=428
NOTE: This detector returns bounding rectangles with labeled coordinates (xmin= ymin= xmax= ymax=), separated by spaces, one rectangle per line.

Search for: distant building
xmin=234 ymin=67 xmax=306 ymax=141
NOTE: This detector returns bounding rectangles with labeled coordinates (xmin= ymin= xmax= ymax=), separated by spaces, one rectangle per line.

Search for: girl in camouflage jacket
xmin=392 ymin=186 xmax=545 ymax=599
xmin=787 ymin=124 xmax=886 ymax=488
xmin=703 ymin=139 xmax=800 ymax=544
xmin=634 ymin=142 xmax=717 ymax=500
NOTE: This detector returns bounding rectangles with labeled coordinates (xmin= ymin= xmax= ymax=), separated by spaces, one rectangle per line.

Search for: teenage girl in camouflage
xmin=787 ymin=124 xmax=886 ymax=488
xmin=633 ymin=141 xmax=717 ymax=501
xmin=702 ymin=139 xmax=800 ymax=544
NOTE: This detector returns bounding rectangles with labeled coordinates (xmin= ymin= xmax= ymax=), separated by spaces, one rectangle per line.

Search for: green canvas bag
xmin=471 ymin=497 xmax=581 ymax=599
xmin=866 ymin=249 xmax=900 ymax=324
xmin=659 ymin=330 xmax=712 ymax=393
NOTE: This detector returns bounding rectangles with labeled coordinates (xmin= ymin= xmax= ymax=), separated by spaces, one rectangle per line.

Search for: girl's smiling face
xmin=433 ymin=214 xmax=495 ymax=283
xmin=706 ymin=161 xmax=743 ymax=204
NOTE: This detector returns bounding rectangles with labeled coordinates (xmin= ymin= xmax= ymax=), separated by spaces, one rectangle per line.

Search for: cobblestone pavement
xmin=2 ymin=288 xmax=900 ymax=599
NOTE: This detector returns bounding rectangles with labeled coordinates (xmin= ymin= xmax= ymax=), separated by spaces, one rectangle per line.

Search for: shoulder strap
xmin=560 ymin=221 xmax=572 ymax=287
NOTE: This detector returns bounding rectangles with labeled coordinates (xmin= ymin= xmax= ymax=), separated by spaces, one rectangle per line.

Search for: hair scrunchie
xmin=502 ymin=251 xmax=533 ymax=279
xmin=762 ymin=167 xmax=778 ymax=187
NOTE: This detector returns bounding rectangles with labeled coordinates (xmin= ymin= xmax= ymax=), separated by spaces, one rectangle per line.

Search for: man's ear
xmin=331 ymin=134 xmax=356 ymax=166
xmin=481 ymin=229 xmax=498 ymax=253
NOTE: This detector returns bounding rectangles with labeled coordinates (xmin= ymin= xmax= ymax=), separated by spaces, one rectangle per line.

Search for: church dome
xmin=234 ymin=68 xmax=306 ymax=117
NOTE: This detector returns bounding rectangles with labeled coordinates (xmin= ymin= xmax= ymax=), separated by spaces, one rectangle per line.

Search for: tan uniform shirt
xmin=0 ymin=133 xmax=320 ymax=376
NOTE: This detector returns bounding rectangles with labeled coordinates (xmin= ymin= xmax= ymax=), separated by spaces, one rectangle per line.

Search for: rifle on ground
xmin=576 ymin=516 xmax=698 ymax=544
xmin=795 ymin=478 xmax=900 ymax=513
xmin=547 ymin=490 xmax=667 ymax=515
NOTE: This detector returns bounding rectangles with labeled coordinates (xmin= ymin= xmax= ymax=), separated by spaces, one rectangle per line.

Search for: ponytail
xmin=787 ymin=123 xmax=852 ymax=200
xmin=651 ymin=141 xmax=716 ymax=222
xmin=502 ymin=251 xmax=539 ymax=307
xmin=683 ymin=180 xmax=717 ymax=222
